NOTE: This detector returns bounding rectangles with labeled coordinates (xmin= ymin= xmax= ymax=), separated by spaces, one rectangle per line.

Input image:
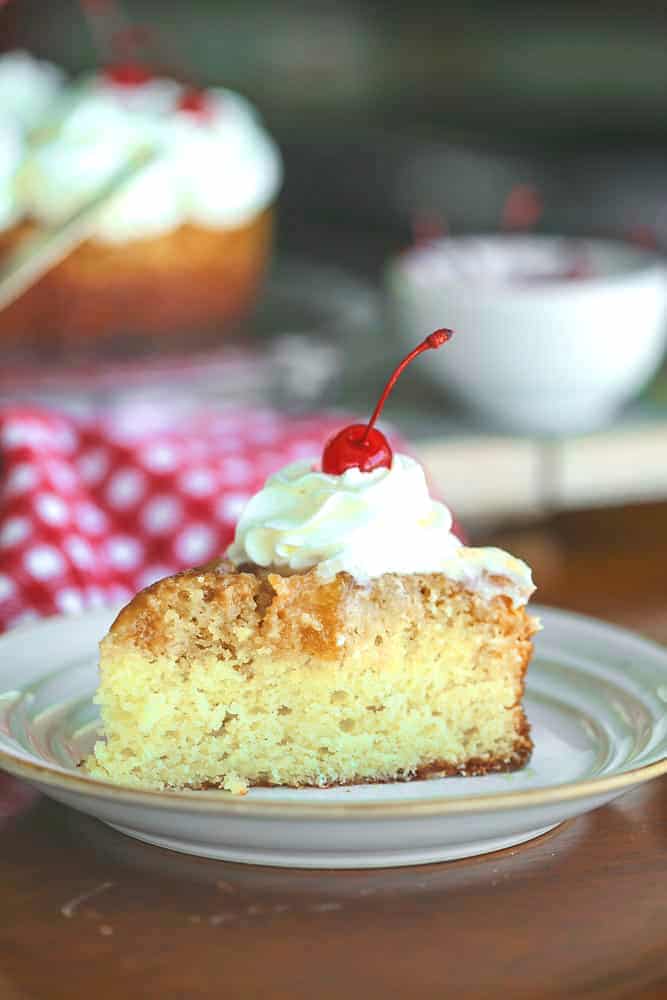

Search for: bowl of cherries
xmin=387 ymin=234 xmax=667 ymax=436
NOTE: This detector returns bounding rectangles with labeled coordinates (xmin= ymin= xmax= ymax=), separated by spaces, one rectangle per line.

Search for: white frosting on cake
xmin=227 ymin=453 xmax=535 ymax=607
xmin=16 ymin=74 xmax=282 ymax=243
xmin=0 ymin=123 xmax=23 ymax=230
xmin=0 ymin=51 xmax=65 ymax=231
xmin=0 ymin=50 xmax=64 ymax=129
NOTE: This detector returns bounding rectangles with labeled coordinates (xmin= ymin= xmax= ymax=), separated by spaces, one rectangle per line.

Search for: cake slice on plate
xmin=87 ymin=331 xmax=538 ymax=793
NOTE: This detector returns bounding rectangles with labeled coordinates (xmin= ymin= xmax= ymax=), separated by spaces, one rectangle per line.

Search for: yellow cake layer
xmin=87 ymin=564 xmax=536 ymax=793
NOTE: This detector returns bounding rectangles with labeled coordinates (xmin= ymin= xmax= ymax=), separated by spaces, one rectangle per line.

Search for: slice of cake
xmin=87 ymin=330 xmax=538 ymax=793
xmin=88 ymin=555 xmax=535 ymax=794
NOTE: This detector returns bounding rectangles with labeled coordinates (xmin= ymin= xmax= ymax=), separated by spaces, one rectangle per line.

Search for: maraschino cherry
xmin=321 ymin=329 xmax=453 ymax=475
xmin=104 ymin=23 xmax=154 ymax=87
xmin=177 ymin=87 xmax=212 ymax=120
xmin=105 ymin=61 xmax=152 ymax=87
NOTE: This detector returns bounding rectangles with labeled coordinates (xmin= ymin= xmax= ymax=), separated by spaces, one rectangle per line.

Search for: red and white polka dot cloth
xmin=0 ymin=404 xmax=362 ymax=633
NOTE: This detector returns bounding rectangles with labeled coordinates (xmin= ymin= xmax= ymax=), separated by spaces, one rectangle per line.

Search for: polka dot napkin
xmin=0 ymin=404 xmax=353 ymax=633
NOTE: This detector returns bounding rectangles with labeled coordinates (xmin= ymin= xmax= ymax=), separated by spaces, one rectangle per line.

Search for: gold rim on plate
xmin=1 ymin=749 xmax=666 ymax=819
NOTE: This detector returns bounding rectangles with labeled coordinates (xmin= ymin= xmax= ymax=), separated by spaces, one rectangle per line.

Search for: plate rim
xmin=1 ymin=604 xmax=666 ymax=819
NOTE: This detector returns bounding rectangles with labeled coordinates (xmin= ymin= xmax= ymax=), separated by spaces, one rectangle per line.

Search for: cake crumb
xmin=216 ymin=880 xmax=235 ymax=894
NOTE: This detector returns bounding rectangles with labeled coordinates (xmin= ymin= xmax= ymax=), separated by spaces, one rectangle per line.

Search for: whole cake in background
xmin=86 ymin=332 xmax=539 ymax=795
xmin=0 ymin=50 xmax=282 ymax=349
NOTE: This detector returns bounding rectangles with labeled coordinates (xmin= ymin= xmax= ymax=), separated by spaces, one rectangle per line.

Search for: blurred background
xmin=2 ymin=0 xmax=667 ymax=630
xmin=11 ymin=0 xmax=667 ymax=266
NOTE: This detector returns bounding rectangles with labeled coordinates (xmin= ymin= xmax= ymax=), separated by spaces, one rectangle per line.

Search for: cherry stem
xmin=361 ymin=329 xmax=453 ymax=445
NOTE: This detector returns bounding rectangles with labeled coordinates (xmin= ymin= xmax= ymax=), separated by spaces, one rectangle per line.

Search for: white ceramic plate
xmin=1 ymin=605 xmax=666 ymax=868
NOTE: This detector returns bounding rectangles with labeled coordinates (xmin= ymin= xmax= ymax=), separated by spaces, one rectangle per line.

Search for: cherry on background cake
xmin=87 ymin=331 xmax=538 ymax=794
xmin=0 ymin=52 xmax=282 ymax=349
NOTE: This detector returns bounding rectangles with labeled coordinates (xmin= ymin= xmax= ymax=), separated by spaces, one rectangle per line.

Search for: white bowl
xmin=387 ymin=236 xmax=667 ymax=435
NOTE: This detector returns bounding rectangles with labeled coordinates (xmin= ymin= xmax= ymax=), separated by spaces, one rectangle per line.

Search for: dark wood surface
xmin=1 ymin=501 xmax=666 ymax=1000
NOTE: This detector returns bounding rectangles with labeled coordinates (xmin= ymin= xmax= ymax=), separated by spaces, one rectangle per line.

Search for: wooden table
xmin=1 ymin=501 xmax=666 ymax=1000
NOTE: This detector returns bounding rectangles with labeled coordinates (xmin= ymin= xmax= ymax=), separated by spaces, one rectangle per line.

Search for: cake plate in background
xmin=0 ymin=257 xmax=381 ymax=414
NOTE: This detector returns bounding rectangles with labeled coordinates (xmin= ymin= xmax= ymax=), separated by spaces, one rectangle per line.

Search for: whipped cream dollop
xmin=0 ymin=123 xmax=23 ymax=230
xmin=0 ymin=50 xmax=64 ymax=130
xmin=0 ymin=51 xmax=64 ymax=231
xmin=16 ymin=75 xmax=282 ymax=243
xmin=227 ymin=453 xmax=534 ymax=606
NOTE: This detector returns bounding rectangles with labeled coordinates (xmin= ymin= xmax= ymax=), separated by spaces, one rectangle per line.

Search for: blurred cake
xmin=0 ymin=51 xmax=66 ymax=343
xmin=0 ymin=54 xmax=282 ymax=349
